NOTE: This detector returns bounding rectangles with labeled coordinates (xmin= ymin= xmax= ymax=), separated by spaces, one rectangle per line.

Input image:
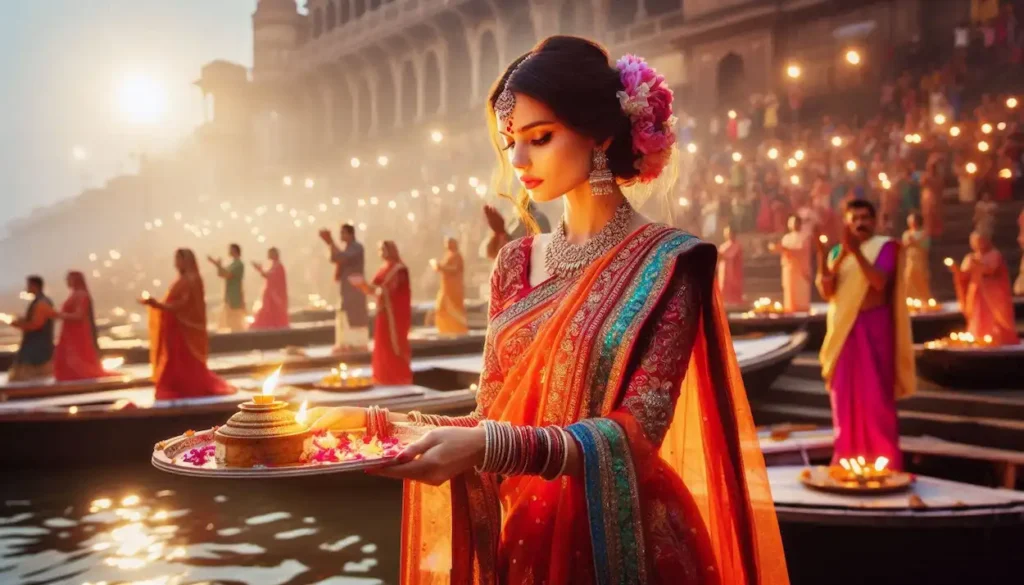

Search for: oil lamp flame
xmin=984 ymin=334 xmax=993 ymax=344
xmin=839 ymin=458 xmax=851 ymax=471
xmin=0 ymin=313 xmax=12 ymax=325
xmin=295 ymin=400 xmax=309 ymax=426
xmin=943 ymin=257 xmax=954 ymax=267
xmin=819 ymin=235 xmax=828 ymax=244
xmin=262 ymin=366 xmax=282 ymax=396
xmin=874 ymin=456 xmax=889 ymax=472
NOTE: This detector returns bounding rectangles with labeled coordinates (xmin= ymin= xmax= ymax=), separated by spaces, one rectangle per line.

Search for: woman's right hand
xmin=307 ymin=406 xmax=367 ymax=432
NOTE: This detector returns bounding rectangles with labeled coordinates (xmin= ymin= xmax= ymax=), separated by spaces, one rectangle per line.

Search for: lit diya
xmin=316 ymin=362 xmax=374 ymax=392
xmin=800 ymin=456 xmax=914 ymax=494
xmin=742 ymin=297 xmax=785 ymax=318
xmin=905 ymin=297 xmax=942 ymax=314
xmin=924 ymin=331 xmax=996 ymax=349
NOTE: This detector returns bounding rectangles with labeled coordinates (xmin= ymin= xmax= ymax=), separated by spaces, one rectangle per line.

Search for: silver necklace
xmin=544 ymin=202 xmax=635 ymax=277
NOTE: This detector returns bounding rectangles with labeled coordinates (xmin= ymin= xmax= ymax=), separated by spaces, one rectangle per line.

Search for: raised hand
xmin=483 ymin=205 xmax=506 ymax=234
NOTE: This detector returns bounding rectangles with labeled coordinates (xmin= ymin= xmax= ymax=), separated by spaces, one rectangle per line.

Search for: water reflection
xmin=1 ymin=464 xmax=401 ymax=584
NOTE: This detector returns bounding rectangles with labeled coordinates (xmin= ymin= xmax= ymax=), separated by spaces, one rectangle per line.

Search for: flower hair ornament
xmin=615 ymin=54 xmax=678 ymax=183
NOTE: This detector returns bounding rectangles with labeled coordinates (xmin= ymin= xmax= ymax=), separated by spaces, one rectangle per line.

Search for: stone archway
xmin=477 ymin=29 xmax=500 ymax=100
xmin=716 ymin=52 xmax=746 ymax=108
xmin=423 ymin=51 xmax=442 ymax=116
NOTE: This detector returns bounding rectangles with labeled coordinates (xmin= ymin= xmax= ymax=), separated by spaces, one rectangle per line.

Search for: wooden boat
xmin=915 ymin=342 xmax=1024 ymax=390
xmin=0 ymin=332 xmax=807 ymax=467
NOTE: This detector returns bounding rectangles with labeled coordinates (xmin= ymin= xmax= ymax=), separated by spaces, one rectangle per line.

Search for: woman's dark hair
xmin=487 ymin=36 xmax=638 ymax=231
xmin=490 ymin=36 xmax=638 ymax=180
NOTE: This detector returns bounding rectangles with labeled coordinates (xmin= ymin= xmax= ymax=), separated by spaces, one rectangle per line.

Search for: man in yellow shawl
xmin=817 ymin=200 xmax=915 ymax=469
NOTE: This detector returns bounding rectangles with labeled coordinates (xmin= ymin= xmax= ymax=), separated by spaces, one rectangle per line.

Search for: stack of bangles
xmin=365 ymin=405 xmax=392 ymax=439
xmin=476 ymin=420 xmax=571 ymax=480
xmin=406 ymin=411 xmax=480 ymax=428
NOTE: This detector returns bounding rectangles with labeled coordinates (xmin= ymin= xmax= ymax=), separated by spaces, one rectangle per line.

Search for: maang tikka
xmin=589 ymin=149 xmax=615 ymax=196
xmin=495 ymin=54 xmax=533 ymax=133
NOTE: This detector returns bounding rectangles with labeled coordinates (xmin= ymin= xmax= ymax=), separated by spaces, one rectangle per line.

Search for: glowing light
xmin=289 ymin=208 xmax=298 ymax=217
xmin=431 ymin=186 xmax=441 ymax=195
xmin=282 ymin=175 xmax=293 ymax=186
xmin=332 ymin=196 xmax=341 ymax=205
xmin=998 ymin=122 xmax=1007 ymax=131
xmin=92 ymin=270 xmax=101 ymax=278
xmin=790 ymin=174 xmax=801 ymax=186
xmin=407 ymin=212 xmax=416 ymax=221
xmin=152 ymin=279 xmax=161 ymax=287
xmin=153 ymin=219 xmax=162 ymax=227
xmin=72 ymin=145 xmax=89 ymax=161
xmin=141 ymin=290 xmax=151 ymax=300
xmin=727 ymin=110 xmax=737 ymax=120
xmin=984 ymin=334 xmax=993 ymax=344
xmin=116 ymin=74 xmax=168 ymax=125
xmin=714 ymin=175 xmax=725 ymax=185
xmin=475 ymin=184 xmax=488 ymax=196
xmin=350 ymin=157 xmax=361 ymax=168
xmin=102 ymin=357 xmax=125 ymax=370
xmin=377 ymin=155 xmax=389 ymax=167
xmin=982 ymin=123 xmax=993 ymax=134
xmin=369 ymin=196 xmax=379 ymax=205
xmin=978 ymin=141 xmax=990 ymax=152
xmin=319 ymin=203 xmax=328 ymax=212
xmin=845 ymin=49 xmax=861 ymax=65
xmin=1008 ymin=97 xmax=1019 ymax=109
xmin=446 ymin=183 xmax=456 ymax=193
xmin=787 ymin=158 xmax=798 ymax=168
xmin=276 ymin=204 xmax=285 ymax=212
xmin=878 ymin=172 xmax=888 ymax=182
xmin=304 ymin=177 xmax=315 ymax=188
xmin=358 ymin=222 xmax=367 ymax=232
xmin=89 ymin=253 xmax=98 ymax=262
xmin=732 ymin=152 xmax=742 ymax=162
xmin=295 ymin=400 xmax=309 ymax=426
xmin=795 ymin=149 xmax=805 ymax=161
xmin=357 ymin=199 xmax=366 ymax=207
xmin=874 ymin=456 xmax=889 ymax=472
xmin=261 ymin=367 xmax=282 ymax=396
xmin=819 ymin=235 xmax=828 ymax=244
xmin=966 ymin=162 xmax=978 ymax=174
xmin=944 ymin=257 xmax=954 ymax=267
xmin=767 ymin=147 xmax=779 ymax=159
xmin=678 ymin=197 xmax=690 ymax=207
xmin=468 ymin=176 xmax=479 ymax=187
xmin=430 ymin=130 xmax=444 ymax=143
xmin=388 ymin=200 xmax=397 ymax=210
xmin=122 ymin=494 xmax=141 ymax=507
xmin=933 ymin=114 xmax=946 ymax=125
xmin=173 ymin=212 xmax=182 ymax=221
xmin=410 ymin=189 xmax=420 ymax=198
xmin=144 ymin=222 xmax=153 ymax=231
xmin=686 ymin=142 xmax=697 ymax=154
xmin=881 ymin=179 xmax=892 ymax=190
xmin=0 ymin=313 xmax=13 ymax=325
xmin=831 ymin=136 xmax=842 ymax=147
xmin=786 ymin=64 xmax=802 ymax=79
xmin=845 ymin=160 xmax=857 ymax=172
xmin=1000 ymin=168 xmax=1013 ymax=179
xmin=950 ymin=126 xmax=961 ymax=137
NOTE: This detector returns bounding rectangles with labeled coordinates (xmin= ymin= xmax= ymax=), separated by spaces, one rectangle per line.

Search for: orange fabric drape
xmin=149 ymin=273 xmax=209 ymax=383
xmin=401 ymin=228 xmax=787 ymax=585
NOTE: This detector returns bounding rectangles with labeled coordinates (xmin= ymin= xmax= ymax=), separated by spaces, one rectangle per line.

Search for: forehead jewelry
xmin=495 ymin=54 xmax=532 ymax=134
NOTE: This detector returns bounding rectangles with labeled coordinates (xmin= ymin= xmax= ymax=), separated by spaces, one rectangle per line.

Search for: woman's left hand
xmin=370 ymin=426 xmax=485 ymax=486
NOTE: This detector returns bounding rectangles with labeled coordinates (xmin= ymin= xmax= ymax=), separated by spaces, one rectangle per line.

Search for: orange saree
xmin=149 ymin=272 xmax=234 ymax=400
xmin=401 ymin=225 xmax=787 ymax=584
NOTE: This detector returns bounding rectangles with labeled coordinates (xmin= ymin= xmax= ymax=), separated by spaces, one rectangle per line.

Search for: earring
xmin=589 ymin=149 xmax=615 ymax=196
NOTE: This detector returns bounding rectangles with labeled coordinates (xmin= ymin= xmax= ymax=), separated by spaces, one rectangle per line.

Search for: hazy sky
xmin=0 ymin=0 xmax=259 ymax=232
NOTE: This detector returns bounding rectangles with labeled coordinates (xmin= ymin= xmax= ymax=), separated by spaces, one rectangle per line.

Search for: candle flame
xmin=295 ymin=400 xmax=309 ymax=426
xmin=839 ymin=458 xmax=851 ymax=471
xmin=262 ymin=366 xmax=282 ymax=396
xmin=874 ymin=456 xmax=889 ymax=472
xmin=0 ymin=313 xmax=12 ymax=324
xmin=141 ymin=290 xmax=151 ymax=300
xmin=983 ymin=334 xmax=993 ymax=344
xmin=849 ymin=458 xmax=863 ymax=475
xmin=819 ymin=235 xmax=828 ymax=244
xmin=927 ymin=298 xmax=937 ymax=307
xmin=944 ymin=257 xmax=954 ymax=267
xmin=950 ymin=332 xmax=959 ymax=341
xmin=102 ymin=356 xmax=125 ymax=370
xmin=68 ymin=405 xmax=79 ymax=415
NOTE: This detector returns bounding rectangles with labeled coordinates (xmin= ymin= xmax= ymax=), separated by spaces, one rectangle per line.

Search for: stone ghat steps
xmin=752 ymin=371 xmax=1024 ymax=453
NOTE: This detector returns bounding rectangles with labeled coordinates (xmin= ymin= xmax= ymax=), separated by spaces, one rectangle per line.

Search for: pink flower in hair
xmin=615 ymin=54 xmax=677 ymax=182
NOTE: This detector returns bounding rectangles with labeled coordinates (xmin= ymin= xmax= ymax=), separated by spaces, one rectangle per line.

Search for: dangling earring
xmin=589 ymin=149 xmax=615 ymax=196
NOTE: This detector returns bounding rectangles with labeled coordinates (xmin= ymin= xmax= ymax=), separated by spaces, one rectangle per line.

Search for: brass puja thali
xmin=313 ymin=363 xmax=375 ymax=392
xmin=800 ymin=458 xmax=915 ymax=495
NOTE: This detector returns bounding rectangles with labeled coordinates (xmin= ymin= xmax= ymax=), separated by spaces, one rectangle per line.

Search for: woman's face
xmin=65 ymin=273 xmax=74 ymax=288
xmin=174 ymin=252 xmax=185 ymax=273
xmin=496 ymin=93 xmax=595 ymax=203
xmin=379 ymin=243 xmax=390 ymax=261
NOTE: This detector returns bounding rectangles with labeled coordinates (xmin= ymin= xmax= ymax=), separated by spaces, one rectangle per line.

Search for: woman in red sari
xmin=141 ymin=249 xmax=235 ymax=400
xmin=53 ymin=271 xmax=119 ymax=381
xmin=365 ymin=240 xmax=413 ymax=385
xmin=250 ymin=247 xmax=290 ymax=330
xmin=309 ymin=36 xmax=786 ymax=585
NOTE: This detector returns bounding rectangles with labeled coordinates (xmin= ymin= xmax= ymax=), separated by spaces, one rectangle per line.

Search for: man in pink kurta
xmin=950 ymin=231 xmax=1020 ymax=346
xmin=716 ymin=225 xmax=744 ymax=307
xmin=772 ymin=215 xmax=812 ymax=312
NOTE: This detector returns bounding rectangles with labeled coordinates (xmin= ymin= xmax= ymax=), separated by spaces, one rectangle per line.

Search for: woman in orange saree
xmin=53 ymin=271 xmax=119 ymax=381
xmin=369 ymin=241 xmax=413 ymax=385
xmin=141 ymin=249 xmax=235 ymax=400
xmin=432 ymin=237 xmax=469 ymax=335
xmin=309 ymin=36 xmax=787 ymax=585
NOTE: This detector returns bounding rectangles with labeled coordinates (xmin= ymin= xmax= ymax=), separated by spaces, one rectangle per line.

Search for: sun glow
xmin=116 ymin=74 xmax=168 ymax=125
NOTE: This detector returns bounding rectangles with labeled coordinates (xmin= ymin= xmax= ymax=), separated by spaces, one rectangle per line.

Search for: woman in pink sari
xmin=250 ymin=247 xmax=290 ymax=330
xmin=367 ymin=241 xmax=412 ymax=385
xmin=53 ymin=271 xmax=119 ymax=381
xmin=950 ymin=231 xmax=1020 ymax=345
xmin=307 ymin=37 xmax=786 ymax=585
xmin=716 ymin=225 xmax=745 ymax=306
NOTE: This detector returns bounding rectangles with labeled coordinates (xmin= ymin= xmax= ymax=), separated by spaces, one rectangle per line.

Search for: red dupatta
xmin=401 ymin=225 xmax=787 ymax=585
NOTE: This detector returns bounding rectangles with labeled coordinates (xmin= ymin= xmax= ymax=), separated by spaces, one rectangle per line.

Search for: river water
xmin=1 ymin=464 xmax=404 ymax=584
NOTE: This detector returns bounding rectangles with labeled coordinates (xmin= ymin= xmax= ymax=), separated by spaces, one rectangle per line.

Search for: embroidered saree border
xmin=567 ymin=419 xmax=647 ymax=585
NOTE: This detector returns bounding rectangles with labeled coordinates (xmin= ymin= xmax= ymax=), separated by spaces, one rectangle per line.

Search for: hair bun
xmin=614 ymin=55 xmax=677 ymax=183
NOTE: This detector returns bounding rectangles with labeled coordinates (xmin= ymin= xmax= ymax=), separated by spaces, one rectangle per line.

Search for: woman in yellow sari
xmin=309 ymin=36 xmax=786 ymax=585
xmin=901 ymin=211 xmax=932 ymax=300
xmin=431 ymin=237 xmax=469 ymax=335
